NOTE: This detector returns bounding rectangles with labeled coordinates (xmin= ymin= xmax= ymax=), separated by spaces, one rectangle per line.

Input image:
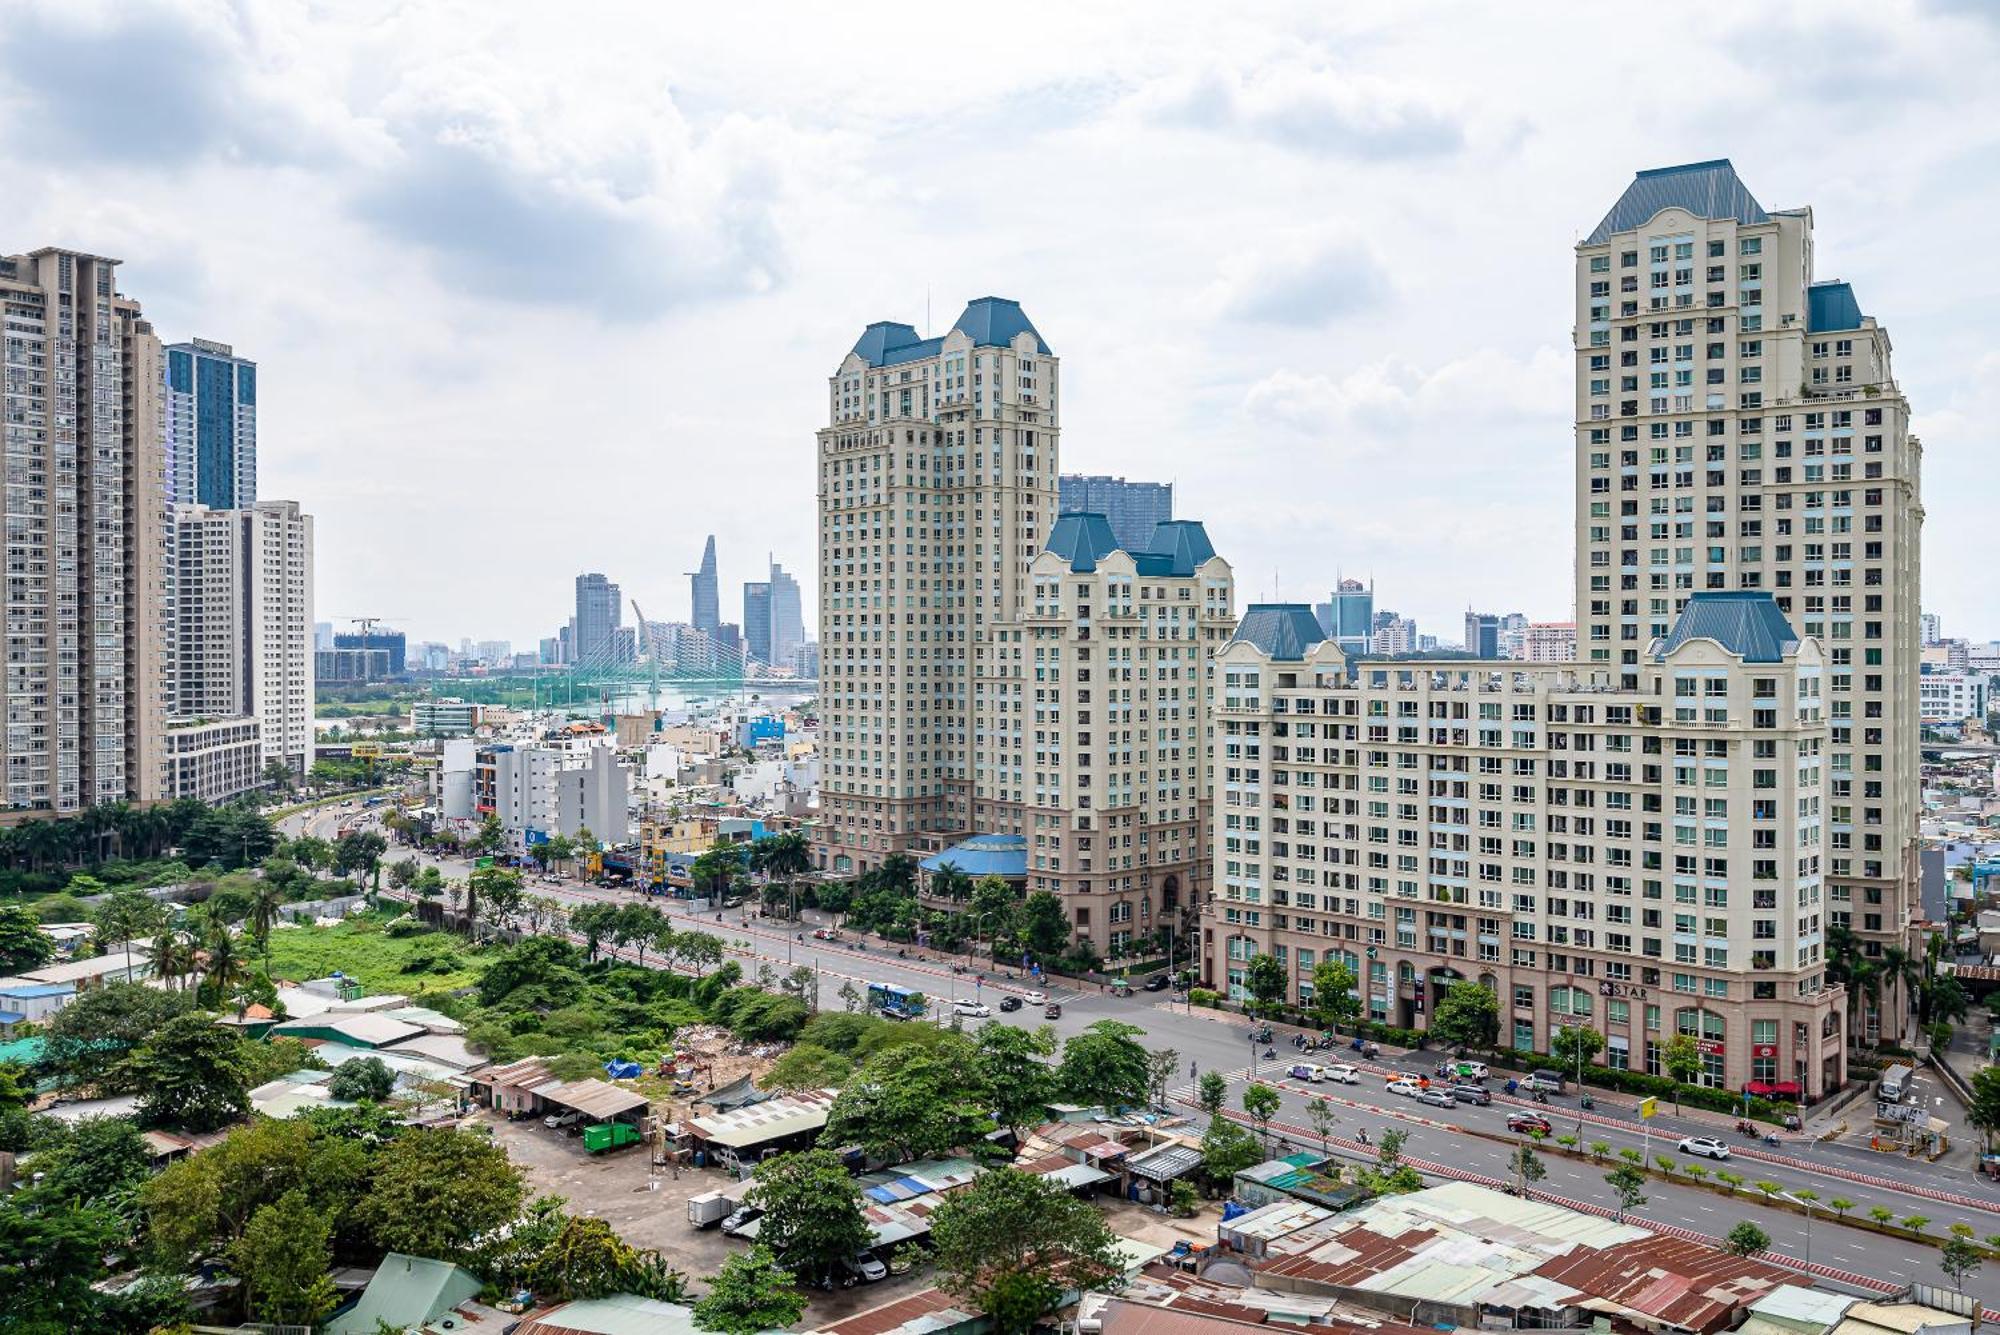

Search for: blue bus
xmin=867 ymin=982 xmax=925 ymax=1019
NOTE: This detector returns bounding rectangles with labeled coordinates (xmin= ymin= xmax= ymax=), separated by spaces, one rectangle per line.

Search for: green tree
xmin=247 ymin=878 xmax=286 ymax=974
xmin=1604 ymin=1163 xmax=1648 ymax=1221
xmin=1242 ymin=1082 xmax=1282 ymax=1153
xmin=16 ymin=1115 xmax=152 ymax=1213
xmin=0 ymin=904 xmax=54 ymax=974
xmin=1306 ymin=1096 xmax=1338 ymax=1155
xmin=1661 ymin=1034 xmax=1702 ymax=1114
xmin=359 ymin=1127 xmax=525 ymax=1260
xmin=1196 ymin=1070 xmax=1228 ymax=1116
xmin=822 ymin=1038 xmax=993 ymax=1163
xmin=1722 ymin=1221 xmax=1771 ymax=1257
xmin=692 ymin=1245 xmax=806 ymax=1335
xmin=0 ymin=1198 xmax=123 ymax=1330
xmin=328 ymin=1056 xmax=397 ymax=1103
xmin=289 ymin=834 xmax=333 ymax=876
xmin=1244 ymin=953 xmax=1288 ymax=1017
xmin=1016 ymin=890 xmax=1070 ymax=958
xmin=1550 ymin=1024 xmax=1605 ymax=1074
xmin=93 ymin=888 xmax=168 ymax=981
xmin=750 ymin=1149 xmax=873 ymax=1285
xmin=975 ymin=1023 xmax=1058 ymax=1142
xmin=1201 ymin=1112 xmax=1262 ymax=1182
xmin=1307 ymin=959 xmax=1361 ymax=1032
xmin=1509 ymin=1144 xmax=1546 ymax=1195
xmin=523 ymin=1214 xmax=644 ymax=1302
xmin=1056 ymin=1020 xmax=1152 ymax=1110
xmin=1939 ymin=1234 xmax=1983 ymax=1292
xmin=129 ymin=1013 xmax=254 ymax=1131
xmin=1967 ymin=1065 xmax=2000 ymax=1151
xmin=1428 ymin=980 xmax=1500 ymax=1048
xmin=232 ymin=1189 xmax=338 ymax=1326
xmin=387 ymin=857 xmax=418 ymax=892
xmin=930 ymin=1167 xmax=1124 ymax=1335
xmin=759 ymin=1044 xmax=853 ymax=1093
xmin=471 ymin=814 xmax=505 ymax=856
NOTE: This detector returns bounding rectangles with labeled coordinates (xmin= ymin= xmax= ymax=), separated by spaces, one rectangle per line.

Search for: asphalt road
xmin=283 ymin=802 xmax=1997 ymax=1291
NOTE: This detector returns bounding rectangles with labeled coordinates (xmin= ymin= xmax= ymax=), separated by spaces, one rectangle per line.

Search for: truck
xmin=583 ymin=1122 xmax=644 ymax=1154
xmin=688 ymin=1189 xmax=736 ymax=1229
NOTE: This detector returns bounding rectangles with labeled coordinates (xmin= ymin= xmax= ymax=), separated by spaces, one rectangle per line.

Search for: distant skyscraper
xmin=742 ymin=578 xmax=773 ymax=665
xmin=573 ymin=572 xmax=622 ymax=664
xmin=1463 ymin=611 xmax=1501 ymax=658
xmin=1058 ymin=474 xmax=1172 ymax=551
xmin=769 ymin=562 xmax=805 ymax=669
xmin=743 ymin=560 xmax=806 ymax=669
xmin=690 ymin=536 xmax=720 ymax=634
xmin=314 ymin=621 xmax=335 ymax=652
xmin=163 ymin=337 xmax=256 ymax=509
xmin=1328 ymin=578 xmax=1374 ymax=654
xmin=1920 ymin=612 xmax=1941 ymax=645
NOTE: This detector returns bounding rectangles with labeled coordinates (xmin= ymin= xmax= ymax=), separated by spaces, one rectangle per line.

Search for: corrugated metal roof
xmin=919 ymin=833 xmax=1027 ymax=878
xmin=513 ymin=1293 xmax=700 ymax=1335
xmin=1588 ymin=159 xmax=1769 ymax=244
xmin=540 ymin=1077 xmax=650 ymax=1120
xmin=1036 ymin=1161 xmax=1113 ymax=1190
xmin=689 ymin=1088 xmax=834 ymax=1148
xmin=808 ymin=1286 xmax=983 ymax=1335
xmin=1127 ymin=1143 xmax=1203 ymax=1181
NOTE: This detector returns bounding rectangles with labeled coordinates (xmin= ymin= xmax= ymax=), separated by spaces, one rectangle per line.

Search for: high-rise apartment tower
xmin=0 ymin=247 xmax=172 ymax=810
xmin=1573 ymin=160 xmax=1921 ymax=1038
xmin=815 ymin=298 xmax=1060 ymax=874
xmin=1058 ymin=474 xmax=1173 ymax=552
xmin=163 ymin=337 xmax=256 ymax=509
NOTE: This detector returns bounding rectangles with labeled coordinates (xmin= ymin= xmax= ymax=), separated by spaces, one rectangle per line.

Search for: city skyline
xmin=7 ymin=4 xmax=1999 ymax=647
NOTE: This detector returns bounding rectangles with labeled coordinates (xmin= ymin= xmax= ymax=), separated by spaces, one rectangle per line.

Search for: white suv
xmin=1678 ymin=1135 xmax=1731 ymax=1160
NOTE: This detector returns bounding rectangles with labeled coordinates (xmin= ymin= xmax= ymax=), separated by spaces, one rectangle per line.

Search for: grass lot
xmin=264 ymin=914 xmax=492 ymax=997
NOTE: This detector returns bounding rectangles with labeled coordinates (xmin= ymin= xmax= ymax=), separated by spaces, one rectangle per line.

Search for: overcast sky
xmin=5 ymin=0 xmax=1996 ymax=650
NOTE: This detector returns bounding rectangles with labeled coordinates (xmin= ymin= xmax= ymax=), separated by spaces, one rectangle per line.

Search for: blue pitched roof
xmin=1041 ymin=515 xmax=1218 ymax=576
xmin=952 ymin=297 xmax=1050 ymax=354
xmin=848 ymin=298 xmax=1048 ymax=367
xmin=1231 ymin=604 xmax=1326 ymax=662
xmin=1588 ymin=159 xmax=1769 ymax=244
xmin=1044 ymin=512 xmax=1121 ymax=572
xmin=1658 ymin=591 xmax=1799 ymax=663
xmin=920 ymin=833 xmax=1028 ymax=879
xmin=0 ymin=983 xmax=75 ymax=999
xmin=1807 ymin=281 xmax=1864 ymax=333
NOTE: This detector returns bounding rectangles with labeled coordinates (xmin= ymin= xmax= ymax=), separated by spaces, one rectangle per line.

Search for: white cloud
xmin=1136 ymin=60 xmax=1466 ymax=159
xmin=1210 ymin=235 xmax=1388 ymax=327
xmin=1242 ymin=348 xmax=1571 ymax=441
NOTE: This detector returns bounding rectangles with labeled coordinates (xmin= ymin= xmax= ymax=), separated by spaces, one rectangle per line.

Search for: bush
xmin=1188 ymin=988 xmax=1221 ymax=1009
xmin=384 ymin=916 xmax=431 ymax=938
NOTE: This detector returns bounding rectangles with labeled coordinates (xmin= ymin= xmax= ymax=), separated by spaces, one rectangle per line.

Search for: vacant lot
xmin=484 ymin=1109 xmax=937 ymax=1324
xmin=265 ymin=916 xmax=490 ymax=994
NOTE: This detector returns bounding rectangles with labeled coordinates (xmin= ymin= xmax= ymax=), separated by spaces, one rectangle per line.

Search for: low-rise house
xmin=270 ymin=1011 xmax=426 ymax=1049
xmin=19 ymin=950 xmax=151 ymax=990
xmin=514 ymin=1294 xmax=701 ymax=1335
xmin=0 ymin=982 xmax=74 ymax=1027
xmin=808 ymin=1287 xmax=987 ymax=1335
xmin=685 ymin=1088 xmax=835 ymax=1169
xmin=322 ymin=1253 xmax=482 ymax=1335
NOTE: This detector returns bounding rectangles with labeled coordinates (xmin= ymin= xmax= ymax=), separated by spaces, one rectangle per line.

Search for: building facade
xmin=1205 ymin=593 xmax=1844 ymax=1099
xmin=1573 ymin=161 xmax=1922 ymax=1035
xmin=742 ymin=579 xmax=772 ymax=666
xmin=411 ymin=698 xmax=484 ymax=736
xmin=1316 ymin=579 xmax=1375 ymax=655
xmin=1524 ymin=622 xmax=1579 ymax=664
xmin=331 ymin=629 xmax=405 ymax=676
xmin=1058 ymin=474 xmax=1173 ymax=553
xmin=814 ymin=297 xmax=1060 ymax=874
xmin=1918 ymin=673 xmax=1987 ymax=727
xmin=163 ymin=337 xmax=255 ymax=509
xmin=0 ymin=247 xmax=173 ymax=812
xmin=959 ymin=513 xmax=1235 ymax=956
xmin=470 ymin=741 xmax=628 ymax=851
xmin=1464 ymin=612 xmax=1502 ymax=659
xmin=161 ymin=716 xmax=263 ymax=802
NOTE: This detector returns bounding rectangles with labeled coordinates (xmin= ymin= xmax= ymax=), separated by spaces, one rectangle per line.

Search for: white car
xmin=1385 ymin=1078 xmax=1421 ymax=1098
xmin=1323 ymin=1063 xmax=1361 ymax=1085
xmin=953 ymin=1000 xmax=991 ymax=1018
xmin=1678 ymin=1135 xmax=1732 ymax=1160
xmin=1020 ymin=990 xmax=1046 ymax=1005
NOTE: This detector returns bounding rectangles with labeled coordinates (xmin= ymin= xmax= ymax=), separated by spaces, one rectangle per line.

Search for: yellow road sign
xmin=1638 ymin=1096 xmax=1657 ymax=1119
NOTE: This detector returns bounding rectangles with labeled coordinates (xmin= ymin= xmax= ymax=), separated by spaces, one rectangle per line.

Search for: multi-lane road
xmin=284 ymin=801 xmax=2000 ymax=1295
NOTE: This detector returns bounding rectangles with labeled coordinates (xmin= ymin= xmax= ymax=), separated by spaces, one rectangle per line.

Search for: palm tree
xmin=202 ymin=922 xmax=246 ymax=1009
xmin=249 ymin=880 xmax=285 ymax=975
xmin=1880 ymin=945 xmax=1922 ymax=1046
xmin=151 ymin=927 xmax=196 ymax=992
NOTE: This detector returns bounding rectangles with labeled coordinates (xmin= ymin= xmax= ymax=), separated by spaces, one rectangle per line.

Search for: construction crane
xmin=331 ymin=616 xmax=407 ymax=684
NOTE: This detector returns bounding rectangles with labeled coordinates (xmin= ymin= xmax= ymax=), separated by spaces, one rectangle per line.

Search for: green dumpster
xmin=584 ymin=1122 xmax=643 ymax=1154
